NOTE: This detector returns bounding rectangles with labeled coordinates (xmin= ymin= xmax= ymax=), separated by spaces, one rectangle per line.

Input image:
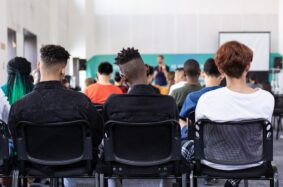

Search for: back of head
xmin=174 ymin=68 xmax=185 ymax=83
xmin=40 ymin=44 xmax=70 ymax=77
xmin=215 ymin=41 xmax=253 ymax=79
xmin=6 ymin=57 xmax=33 ymax=104
xmin=98 ymin=62 xmax=113 ymax=76
xmin=203 ymin=58 xmax=221 ymax=77
xmin=184 ymin=59 xmax=200 ymax=78
xmin=146 ymin=64 xmax=154 ymax=77
xmin=115 ymin=47 xmax=147 ymax=85
xmin=114 ymin=72 xmax=122 ymax=82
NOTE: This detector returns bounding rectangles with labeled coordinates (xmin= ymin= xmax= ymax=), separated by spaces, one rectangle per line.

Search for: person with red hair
xmin=182 ymin=41 xmax=274 ymax=187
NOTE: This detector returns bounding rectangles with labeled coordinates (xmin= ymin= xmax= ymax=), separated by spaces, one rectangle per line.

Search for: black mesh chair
xmin=98 ymin=120 xmax=187 ymax=187
xmin=192 ymin=119 xmax=279 ymax=187
xmin=273 ymin=95 xmax=283 ymax=139
xmin=14 ymin=120 xmax=96 ymax=187
xmin=187 ymin=111 xmax=196 ymax=140
xmin=0 ymin=120 xmax=12 ymax=175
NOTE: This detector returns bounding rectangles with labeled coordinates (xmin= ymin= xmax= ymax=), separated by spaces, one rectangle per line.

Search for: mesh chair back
xmin=104 ymin=120 xmax=181 ymax=166
xmin=194 ymin=119 xmax=272 ymax=166
xmin=0 ymin=120 xmax=10 ymax=173
xmin=274 ymin=95 xmax=283 ymax=111
xmin=16 ymin=120 xmax=92 ymax=165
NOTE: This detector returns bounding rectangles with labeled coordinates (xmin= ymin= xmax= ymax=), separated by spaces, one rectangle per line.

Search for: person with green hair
xmin=1 ymin=57 xmax=34 ymax=105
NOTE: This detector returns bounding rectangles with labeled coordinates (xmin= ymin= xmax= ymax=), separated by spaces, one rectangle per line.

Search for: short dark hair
xmin=115 ymin=47 xmax=142 ymax=65
xmin=176 ymin=67 xmax=184 ymax=72
xmin=215 ymin=41 xmax=253 ymax=78
xmin=158 ymin=55 xmax=164 ymax=59
xmin=98 ymin=62 xmax=113 ymax=75
xmin=145 ymin=64 xmax=154 ymax=76
xmin=184 ymin=59 xmax=200 ymax=77
xmin=203 ymin=58 xmax=220 ymax=77
xmin=114 ymin=72 xmax=122 ymax=82
xmin=40 ymin=45 xmax=70 ymax=65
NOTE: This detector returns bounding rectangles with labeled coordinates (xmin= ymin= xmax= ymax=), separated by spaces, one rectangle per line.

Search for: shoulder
xmin=256 ymin=89 xmax=274 ymax=102
xmin=172 ymin=85 xmax=186 ymax=94
xmin=112 ymin=85 xmax=123 ymax=93
xmin=198 ymin=87 xmax=226 ymax=103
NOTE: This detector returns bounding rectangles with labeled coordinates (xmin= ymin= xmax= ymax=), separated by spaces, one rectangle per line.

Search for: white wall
xmin=92 ymin=0 xmax=279 ymax=55
xmin=279 ymin=0 xmax=283 ymax=54
xmin=0 ymin=0 xmax=79 ymax=85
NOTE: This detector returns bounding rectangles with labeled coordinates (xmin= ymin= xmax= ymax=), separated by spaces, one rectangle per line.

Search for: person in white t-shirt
xmin=182 ymin=41 xmax=274 ymax=187
xmin=168 ymin=68 xmax=187 ymax=95
xmin=0 ymin=89 xmax=10 ymax=123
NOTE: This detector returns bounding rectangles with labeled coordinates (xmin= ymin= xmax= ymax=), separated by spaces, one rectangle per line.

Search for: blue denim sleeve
xmin=179 ymin=94 xmax=196 ymax=118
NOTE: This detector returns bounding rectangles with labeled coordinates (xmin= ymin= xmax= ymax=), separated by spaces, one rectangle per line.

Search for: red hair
xmin=215 ymin=41 xmax=253 ymax=78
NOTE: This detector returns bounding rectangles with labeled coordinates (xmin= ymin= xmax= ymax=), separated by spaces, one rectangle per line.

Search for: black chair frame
xmin=14 ymin=120 xmax=96 ymax=187
xmin=98 ymin=120 xmax=188 ymax=187
xmin=192 ymin=119 xmax=279 ymax=187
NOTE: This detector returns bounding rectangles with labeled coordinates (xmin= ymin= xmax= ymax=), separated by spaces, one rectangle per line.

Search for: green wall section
xmin=86 ymin=53 xmax=282 ymax=79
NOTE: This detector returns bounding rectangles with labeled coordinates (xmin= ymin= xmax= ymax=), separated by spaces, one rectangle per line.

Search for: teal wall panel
xmin=86 ymin=53 xmax=282 ymax=80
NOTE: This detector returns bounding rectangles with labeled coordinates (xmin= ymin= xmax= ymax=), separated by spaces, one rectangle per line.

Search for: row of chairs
xmin=0 ymin=118 xmax=279 ymax=187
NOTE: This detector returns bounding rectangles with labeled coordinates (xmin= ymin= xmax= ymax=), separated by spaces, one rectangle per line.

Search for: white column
xmin=0 ymin=0 xmax=8 ymax=84
xmin=279 ymin=0 xmax=283 ymax=54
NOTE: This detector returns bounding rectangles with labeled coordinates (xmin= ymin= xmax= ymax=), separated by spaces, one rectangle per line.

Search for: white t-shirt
xmin=169 ymin=81 xmax=187 ymax=95
xmin=0 ymin=89 xmax=10 ymax=123
xmin=195 ymin=87 xmax=274 ymax=170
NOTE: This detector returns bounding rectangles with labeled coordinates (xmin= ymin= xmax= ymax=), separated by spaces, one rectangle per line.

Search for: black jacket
xmin=8 ymin=81 xmax=103 ymax=150
xmin=103 ymin=84 xmax=179 ymax=123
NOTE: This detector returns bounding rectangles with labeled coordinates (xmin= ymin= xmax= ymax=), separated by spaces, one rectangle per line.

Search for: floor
xmin=65 ymin=131 xmax=283 ymax=187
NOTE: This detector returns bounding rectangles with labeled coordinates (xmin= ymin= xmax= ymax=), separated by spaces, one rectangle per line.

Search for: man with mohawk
xmin=103 ymin=47 xmax=179 ymax=186
xmin=103 ymin=47 xmax=178 ymax=123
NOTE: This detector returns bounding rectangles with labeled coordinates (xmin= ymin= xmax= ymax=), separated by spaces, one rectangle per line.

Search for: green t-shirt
xmin=170 ymin=83 xmax=202 ymax=110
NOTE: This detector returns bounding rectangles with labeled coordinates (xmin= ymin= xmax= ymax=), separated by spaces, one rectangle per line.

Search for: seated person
xmin=104 ymin=47 xmax=178 ymax=123
xmin=84 ymin=62 xmax=122 ymax=104
xmin=168 ymin=68 xmax=186 ymax=95
xmin=8 ymin=44 xmax=103 ymax=157
xmin=182 ymin=41 xmax=274 ymax=187
xmin=146 ymin=64 xmax=160 ymax=94
xmin=179 ymin=58 xmax=223 ymax=139
xmin=170 ymin=59 xmax=202 ymax=110
xmin=114 ymin=72 xmax=128 ymax=94
xmin=1 ymin=57 xmax=33 ymax=105
xmin=0 ymin=89 xmax=10 ymax=123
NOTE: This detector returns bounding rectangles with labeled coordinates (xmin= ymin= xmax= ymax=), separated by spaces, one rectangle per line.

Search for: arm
xmin=8 ymin=104 xmax=18 ymax=140
xmin=2 ymin=102 xmax=10 ymax=124
xmin=162 ymin=64 xmax=169 ymax=80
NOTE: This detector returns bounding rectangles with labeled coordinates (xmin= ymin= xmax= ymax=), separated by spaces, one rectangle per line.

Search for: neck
xmin=205 ymin=77 xmax=221 ymax=87
xmin=130 ymin=78 xmax=147 ymax=87
xmin=115 ymin=82 xmax=122 ymax=86
xmin=40 ymin=74 xmax=62 ymax=82
xmin=226 ymin=75 xmax=253 ymax=93
xmin=98 ymin=75 xmax=111 ymax=85
xmin=186 ymin=76 xmax=199 ymax=85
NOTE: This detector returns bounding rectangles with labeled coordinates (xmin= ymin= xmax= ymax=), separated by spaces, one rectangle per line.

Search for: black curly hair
xmin=115 ymin=47 xmax=142 ymax=65
xmin=40 ymin=44 xmax=70 ymax=64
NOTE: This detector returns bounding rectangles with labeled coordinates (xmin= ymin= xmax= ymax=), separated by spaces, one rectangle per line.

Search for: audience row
xmin=0 ymin=41 xmax=275 ymax=187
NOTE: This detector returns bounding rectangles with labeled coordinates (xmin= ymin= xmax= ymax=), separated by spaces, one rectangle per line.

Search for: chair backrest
xmin=16 ymin=120 xmax=92 ymax=166
xmin=274 ymin=95 xmax=283 ymax=110
xmin=104 ymin=120 xmax=181 ymax=166
xmin=0 ymin=120 xmax=11 ymax=174
xmin=194 ymin=119 xmax=273 ymax=166
xmin=0 ymin=120 xmax=10 ymax=160
xmin=188 ymin=111 xmax=196 ymax=124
